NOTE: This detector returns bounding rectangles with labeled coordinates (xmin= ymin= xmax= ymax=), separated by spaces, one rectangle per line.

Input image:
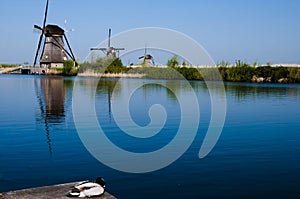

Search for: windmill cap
xmin=45 ymin=25 xmax=64 ymax=36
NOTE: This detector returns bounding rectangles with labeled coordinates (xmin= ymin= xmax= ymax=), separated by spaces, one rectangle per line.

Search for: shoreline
xmin=1 ymin=66 xmax=300 ymax=83
xmin=0 ymin=67 xmax=21 ymax=74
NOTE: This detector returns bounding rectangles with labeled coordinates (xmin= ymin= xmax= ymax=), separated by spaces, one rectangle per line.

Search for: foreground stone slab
xmin=0 ymin=182 xmax=117 ymax=199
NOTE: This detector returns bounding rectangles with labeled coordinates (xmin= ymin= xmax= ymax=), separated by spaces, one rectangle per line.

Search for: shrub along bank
xmin=79 ymin=58 xmax=300 ymax=83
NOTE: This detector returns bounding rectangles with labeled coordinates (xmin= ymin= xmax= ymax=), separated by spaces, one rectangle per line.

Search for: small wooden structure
xmin=0 ymin=182 xmax=117 ymax=199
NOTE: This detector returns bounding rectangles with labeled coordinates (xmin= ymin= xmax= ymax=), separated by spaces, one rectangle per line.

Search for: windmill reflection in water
xmin=34 ymin=77 xmax=68 ymax=157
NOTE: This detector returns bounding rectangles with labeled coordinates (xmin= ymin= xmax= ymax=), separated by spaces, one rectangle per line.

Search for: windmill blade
xmin=63 ymin=34 xmax=76 ymax=61
xmin=43 ymin=0 xmax=49 ymax=28
xmin=33 ymin=27 xmax=42 ymax=34
xmin=65 ymin=28 xmax=75 ymax=33
xmin=50 ymin=35 xmax=73 ymax=60
xmin=108 ymin=28 xmax=111 ymax=48
xmin=64 ymin=18 xmax=75 ymax=33
xmin=90 ymin=48 xmax=107 ymax=50
xmin=33 ymin=33 xmax=44 ymax=67
xmin=34 ymin=25 xmax=43 ymax=31
xmin=33 ymin=0 xmax=48 ymax=67
xmin=144 ymin=44 xmax=147 ymax=55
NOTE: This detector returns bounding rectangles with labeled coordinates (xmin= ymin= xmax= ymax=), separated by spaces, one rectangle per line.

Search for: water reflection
xmin=34 ymin=76 xmax=72 ymax=156
xmin=92 ymin=78 xmax=182 ymax=153
xmin=34 ymin=77 xmax=300 ymax=158
xmin=96 ymin=79 xmax=117 ymax=121
xmin=96 ymin=79 xmax=181 ymax=101
xmin=95 ymin=79 xmax=180 ymax=122
xmin=224 ymin=82 xmax=300 ymax=102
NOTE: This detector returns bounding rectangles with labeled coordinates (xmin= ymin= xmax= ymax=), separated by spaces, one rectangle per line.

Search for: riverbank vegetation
xmin=61 ymin=60 xmax=78 ymax=76
xmin=80 ymin=57 xmax=128 ymax=74
xmin=2 ymin=58 xmax=300 ymax=82
xmin=0 ymin=64 xmax=18 ymax=68
xmin=217 ymin=60 xmax=300 ymax=83
xmin=78 ymin=58 xmax=300 ymax=83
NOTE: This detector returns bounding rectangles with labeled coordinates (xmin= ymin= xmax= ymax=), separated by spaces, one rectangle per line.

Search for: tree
xmin=105 ymin=58 xmax=127 ymax=73
xmin=63 ymin=60 xmax=74 ymax=75
xmin=218 ymin=60 xmax=230 ymax=67
xmin=182 ymin=60 xmax=187 ymax=67
xmin=235 ymin=59 xmax=249 ymax=67
xmin=167 ymin=55 xmax=179 ymax=68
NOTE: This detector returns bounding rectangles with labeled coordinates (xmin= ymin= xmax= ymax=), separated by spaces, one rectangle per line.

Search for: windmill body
xmin=139 ymin=45 xmax=154 ymax=66
xmin=40 ymin=25 xmax=67 ymax=68
xmin=139 ymin=54 xmax=154 ymax=65
xmin=33 ymin=0 xmax=76 ymax=68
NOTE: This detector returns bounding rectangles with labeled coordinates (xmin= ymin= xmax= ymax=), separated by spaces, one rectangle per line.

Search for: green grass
xmin=0 ymin=64 xmax=18 ymax=68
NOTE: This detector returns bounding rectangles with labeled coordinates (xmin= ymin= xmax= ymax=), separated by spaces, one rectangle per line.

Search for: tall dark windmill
xmin=139 ymin=44 xmax=154 ymax=66
xmin=90 ymin=29 xmax=125 ymax=58
xmin=33 ymin=0 xmax=77 ymax=68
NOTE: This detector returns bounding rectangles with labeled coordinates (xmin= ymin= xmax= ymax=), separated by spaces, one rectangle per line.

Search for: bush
xmin=79 ymin=57 xmax=128 ymax=74
xmin=63 ymin=60 xmax=74 ymax=75
xmin=176 ymin=67 xmax=202 ymax=80
xmin=129 ymin=67 xmax=182 ymax=79
xmin=273 ymin=66 xmax=288 ymax=81
xmin=254 ymin=66 xmax=289 ymax=82
xmin=167 ymin=55 xmax=179 ymax=68
xmin=288 ymin=67 xmax=300 ymax=83
xmin=218 ymin=66 xmax=227 ymax=80
xmin=254 ymin=66 xmax=273 ymax=78
xmin=79 ymin=58 xmax=300 ymax=83
xmin=225 ymin=66 xmax=255 ymax=82
xmin=105 ymin=58 xmax=128 ymax=73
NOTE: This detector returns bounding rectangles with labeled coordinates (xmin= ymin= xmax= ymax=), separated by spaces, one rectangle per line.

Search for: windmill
xmin=139 ymin=44 xmax=154 ymax=66
xmin=90 ymin=29 xmax=125 ymax=58
xmin=33 ymin=0 xmax=77 ymax=68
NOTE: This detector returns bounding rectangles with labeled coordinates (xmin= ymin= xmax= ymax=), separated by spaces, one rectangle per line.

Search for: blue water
xmin=0 ymin=74 xmax=300 ymax=198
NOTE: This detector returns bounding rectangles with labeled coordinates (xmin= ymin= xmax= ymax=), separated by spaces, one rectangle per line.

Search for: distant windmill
xmin=139 ymin=44 xmax=154 ymax=66
xmin=33 ymin=0 xmax=77 ymax=68
xmin=90 ymin=29 xmax=125 ymax=58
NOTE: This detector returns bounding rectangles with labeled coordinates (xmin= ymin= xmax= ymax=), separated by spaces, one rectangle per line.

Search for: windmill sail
xmin=91 ymin=29 xmax=125 ymax=58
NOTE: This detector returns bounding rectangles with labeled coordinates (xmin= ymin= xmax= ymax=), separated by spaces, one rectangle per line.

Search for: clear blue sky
xmin=0 ymin=0 xmax=299 ymax=65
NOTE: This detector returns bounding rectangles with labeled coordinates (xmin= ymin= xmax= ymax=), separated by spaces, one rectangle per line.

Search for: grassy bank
xmin=2 ymin=59 xmax=300 ymax=82
xmin=0 ymin=64 xmax=18 ymax=68
xmin=80 ymin=65 xmax=300 ymax=83
xmin=80 ymin=58 xmax=300 ymax=83
xmin=217 ymin=65 xmax=300 ymax=83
